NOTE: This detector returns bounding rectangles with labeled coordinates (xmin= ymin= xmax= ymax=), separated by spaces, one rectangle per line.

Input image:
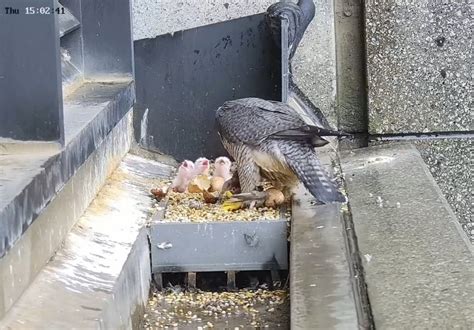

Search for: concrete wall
xmin=132 ymin=0 xmax=338 ymax=127
xmin=365 ymin=0 xmax=472 ymax=226
xmin=366 ymin=1 xmax=472 ymax=134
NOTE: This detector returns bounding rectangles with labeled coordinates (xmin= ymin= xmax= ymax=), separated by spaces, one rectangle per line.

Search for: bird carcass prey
xmin=215 ymin=98 xmax=348 ymax=205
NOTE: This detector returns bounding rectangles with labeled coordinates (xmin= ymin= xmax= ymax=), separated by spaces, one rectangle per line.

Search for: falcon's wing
xmin=216 ymin=98 xmax=346 ymax=146
xmin=216 ymin=98 xmax=306 ymax=146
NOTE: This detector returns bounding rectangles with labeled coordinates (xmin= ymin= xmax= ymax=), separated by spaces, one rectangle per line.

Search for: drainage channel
xmin=143 ymin=192 xmax=291 ymax=329
xmin=143 ymin=271 xmax=289 ymax=329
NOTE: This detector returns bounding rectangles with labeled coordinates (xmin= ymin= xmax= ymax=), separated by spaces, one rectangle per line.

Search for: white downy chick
xmin=214 ymin=156 xmax=232 ymax=181
xmin=192 ymin=157 xmax=210 ymax=177
xmin=170 ymin=160 xmax=195 ymax=193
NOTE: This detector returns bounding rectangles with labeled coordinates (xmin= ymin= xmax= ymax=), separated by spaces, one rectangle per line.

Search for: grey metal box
xmin=150 ymin=218 xmax=289 ymax=274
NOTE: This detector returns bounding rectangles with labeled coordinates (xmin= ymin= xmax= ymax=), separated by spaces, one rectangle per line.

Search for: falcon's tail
xmin=279 ymin=141 xmax=346 ymax=203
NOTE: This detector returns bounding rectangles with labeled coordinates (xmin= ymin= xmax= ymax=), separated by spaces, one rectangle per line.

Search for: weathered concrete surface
xmin=0 ymin=154 xmax=173 ymax=328
xmin=132 ymin=0 xmax=338 ymax=127
xmin=290 ymin=190 xmax=358 ymax=329
xmin=341 ymin=144 xmax=474 ymax=328
xmin=0 ymin=111 xmax=133 ymax=319
xmin=132 ymin=0 xmax=273 ymax=39
xmin=0 ymin=81 xmax=134 ymax=258
xmin=414 ymin=139 xmax=472 ymax=225
xmin=366 ymin=1 xmax=472 ymax=133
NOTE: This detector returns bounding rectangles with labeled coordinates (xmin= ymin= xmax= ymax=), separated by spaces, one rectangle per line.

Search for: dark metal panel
xmin=80 ymin=0 xmax=133 ymax=77
xmin=0 ymin=0 xmax=63 ymax=142
xmin=133 ymin=14 xmax=281 ymax=161
xmin=150 ymin=220 xmax=288 ymax=273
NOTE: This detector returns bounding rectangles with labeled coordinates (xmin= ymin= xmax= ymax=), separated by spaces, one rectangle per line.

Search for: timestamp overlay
xmin=1 ymin=1 xmax=65 ymax=16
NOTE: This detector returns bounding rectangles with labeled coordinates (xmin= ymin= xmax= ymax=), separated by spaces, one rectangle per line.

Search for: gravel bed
xmin=143 ymin=288 xmax=289 ymax=329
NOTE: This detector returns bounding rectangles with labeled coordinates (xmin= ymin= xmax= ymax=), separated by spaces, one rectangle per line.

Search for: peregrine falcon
xmin=216 ymin=98 xmax=346 ymax=204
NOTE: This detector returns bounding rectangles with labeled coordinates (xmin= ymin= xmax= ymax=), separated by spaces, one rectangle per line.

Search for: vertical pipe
xmin=281 ymin=18 xmax=290 ymax=103
xmin=334 ymin=0 xmax=368 ymax=147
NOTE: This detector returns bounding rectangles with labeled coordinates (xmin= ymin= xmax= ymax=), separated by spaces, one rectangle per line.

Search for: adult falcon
xmin=216 ymin=98 xmax=347 ymax=204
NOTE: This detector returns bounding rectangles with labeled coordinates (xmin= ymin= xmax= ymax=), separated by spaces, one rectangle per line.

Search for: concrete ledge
xmin=290 ymin=189 xmax=358 ymax=329
xmin=341 ymin=143 xmax=474 ymax=328
xmin=0 ymin=111 xmax=133 ymax=318
xmin=102 ymin=228 xmax=151 ymax=329
xmin=0 ymin=140 xmax=61 ymax=155
xmin=0 ymin=80 xmax=135 ymax=258
xmin=0 ymin=154 xmax=173 ymax=328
